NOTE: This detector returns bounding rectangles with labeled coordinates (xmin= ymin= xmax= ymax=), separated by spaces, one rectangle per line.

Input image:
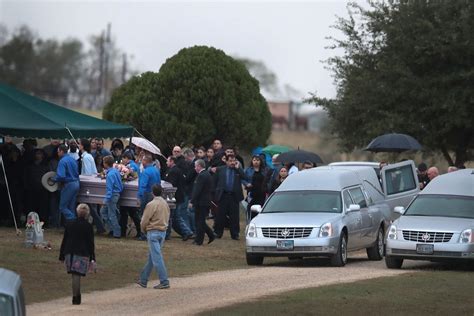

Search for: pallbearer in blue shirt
xmin=119 ymin=151 xmax=145 ymax=240
xmin=138 ymin=155 xmax=161 ymax=218
xmin=78 ymin=138 xmax=97 ymax=176
xmin=53 ymin=144 xmax=80 ymax=222
xmin=78 ymin=138 xmax=106 ymax=234
xmin=100 ymin=155 xmax=123 ymax=238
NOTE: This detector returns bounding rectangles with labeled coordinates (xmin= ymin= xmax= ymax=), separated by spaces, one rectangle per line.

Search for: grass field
xmin=203 ymin=268 xmax=474 ymax=316
xmin=0 ymin=222 xmax=249 ymax=304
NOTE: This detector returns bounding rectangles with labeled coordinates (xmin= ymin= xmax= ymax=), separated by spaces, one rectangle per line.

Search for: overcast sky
xmin=0 ymin=0 xmax=351 ymax=100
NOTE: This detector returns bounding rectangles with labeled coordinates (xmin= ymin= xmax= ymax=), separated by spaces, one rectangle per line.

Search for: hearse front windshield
xmin=262 ymin=191 xmax=342 ymax=213
xmin=405 ymin=195 xmax=474 ymax=219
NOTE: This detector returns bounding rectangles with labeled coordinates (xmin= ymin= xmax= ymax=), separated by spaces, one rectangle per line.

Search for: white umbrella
xmin=131 ymin=137 xmax=161 ymax=155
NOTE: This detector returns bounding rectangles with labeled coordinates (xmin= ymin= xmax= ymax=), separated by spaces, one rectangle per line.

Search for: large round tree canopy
xmin=103 ymin=46 xmax=271 ymax=151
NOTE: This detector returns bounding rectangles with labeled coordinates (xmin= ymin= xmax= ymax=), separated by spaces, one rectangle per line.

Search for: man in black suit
xmin=164 ymin=156 xmax=194 ymax=240
xmin=189 ymin=159 xmax=215 ymax=245
xmin=212 ymin=154 xmax=246 ymax=240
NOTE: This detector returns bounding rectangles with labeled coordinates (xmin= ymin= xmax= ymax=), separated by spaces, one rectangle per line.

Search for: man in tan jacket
xmin=137 ymin=184 xmax=171 ymax=289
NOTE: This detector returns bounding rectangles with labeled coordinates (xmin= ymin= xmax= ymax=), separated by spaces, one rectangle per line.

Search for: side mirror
xmin=250 ymin=205 xmax=262 ymax=213
xmin=393 ymin=206 xmax=405 ymax=214
xmin=346 ymin=204 xmax=361 ymax=212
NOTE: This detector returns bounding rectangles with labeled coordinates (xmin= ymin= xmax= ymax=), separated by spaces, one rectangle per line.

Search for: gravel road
xmin=27 ymin=254 xmax=425 ymax=316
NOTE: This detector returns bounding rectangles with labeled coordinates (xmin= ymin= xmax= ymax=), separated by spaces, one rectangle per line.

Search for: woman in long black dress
xmin=244 ymin=156 xmax=267 ymax=222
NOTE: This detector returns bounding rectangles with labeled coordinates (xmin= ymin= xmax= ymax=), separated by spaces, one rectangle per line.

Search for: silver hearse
xmin=246 ymin=161 xmax=420 ymax=267
xmin=385 ymin=169 xmax=474 ymax=268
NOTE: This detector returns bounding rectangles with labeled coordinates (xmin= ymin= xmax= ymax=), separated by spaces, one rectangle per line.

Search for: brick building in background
xmin=267 ymin=100 xmax=327 ymax=132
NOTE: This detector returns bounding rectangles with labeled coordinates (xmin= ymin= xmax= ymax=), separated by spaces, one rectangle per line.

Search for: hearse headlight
xmin=247 ymin=223 xmax=257 ymax=238
xmin=459 ymin=229 xmax=473 ymax=243
xmin=388 ymin=225 xmax=397 ymax=240
xmin=318 ymin=223 xmax=332 ymax=237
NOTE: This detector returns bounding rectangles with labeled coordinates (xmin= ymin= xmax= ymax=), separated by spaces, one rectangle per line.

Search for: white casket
xmin=77 ymin=175 xmax=177 ymax=209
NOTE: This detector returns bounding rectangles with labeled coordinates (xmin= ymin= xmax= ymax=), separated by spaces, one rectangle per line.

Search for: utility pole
xmin=121 ymin=53 xmax=127 ymax=84
xmin=103 ymin=23 xmax=111 ymax=104
xmin=97 ymin=30 xmax=105 ymax=107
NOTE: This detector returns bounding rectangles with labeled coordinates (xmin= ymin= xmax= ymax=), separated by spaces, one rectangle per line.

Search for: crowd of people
xmin=415 ymin=162 xmax=465 ymax=190
xmin=0 ymin=137 xmax=311 ymax=241
xmin=1 ymin=136 xmax=467 ymax=304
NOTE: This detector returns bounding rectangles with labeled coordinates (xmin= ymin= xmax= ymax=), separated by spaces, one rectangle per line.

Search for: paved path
xmin=27 ymin=255 xmax=426 ymax=315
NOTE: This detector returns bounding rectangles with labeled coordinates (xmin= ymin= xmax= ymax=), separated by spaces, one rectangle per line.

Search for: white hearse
xmin=385 ymin=169 xmax=474 ymax=268
xmin=246 ymin=161 xmax=419 ymax=267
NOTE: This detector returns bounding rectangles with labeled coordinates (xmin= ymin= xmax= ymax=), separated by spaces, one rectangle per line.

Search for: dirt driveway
xmin=27 ymin=255 xmax=424 ymax=315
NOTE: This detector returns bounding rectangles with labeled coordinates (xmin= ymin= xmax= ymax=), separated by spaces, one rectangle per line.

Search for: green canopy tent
xmin=0 ymin=83 xmax=133 ymax=139
xmin=0 ymin=82 xmax=134 ymax=234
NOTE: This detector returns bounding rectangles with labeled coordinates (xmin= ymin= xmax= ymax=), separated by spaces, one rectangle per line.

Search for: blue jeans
xmin=187 ymin=206 xmax=196 ymax=233
xmin=59 ymin=180 xmax=79 ymax=221
xmin=166 ymin=200 xmax=193 ymax=238
xmin=139 ymin=230 xmax=169 ymax=286
xmin=100 ymin=193 xmax=121 ymax=237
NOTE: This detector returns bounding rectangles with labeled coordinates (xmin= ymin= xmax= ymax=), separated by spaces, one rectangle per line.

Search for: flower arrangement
xmin=114 ymin=163 xmax=138 ymax=182
xmin=99 ymin=163 xmax=138 ymax=182
xmin=25 ymin=218 xmax=36 ymax=229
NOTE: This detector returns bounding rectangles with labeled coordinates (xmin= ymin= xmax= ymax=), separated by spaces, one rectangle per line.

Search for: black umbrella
xmin=275 ymin=149 xmax=323 ymax=164
xmin=365 ymin=133 xmax=422 ymax=153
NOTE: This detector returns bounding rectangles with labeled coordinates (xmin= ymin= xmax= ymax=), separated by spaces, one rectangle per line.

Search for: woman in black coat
xmin=59 ymin=204 xmax=96 ymax=305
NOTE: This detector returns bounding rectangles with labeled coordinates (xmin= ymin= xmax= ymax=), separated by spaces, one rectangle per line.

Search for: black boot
xmin=72 ymin=295 xmax=81 ymax=305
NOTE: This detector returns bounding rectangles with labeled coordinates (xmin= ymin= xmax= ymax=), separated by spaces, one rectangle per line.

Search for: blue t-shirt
xmin=138 ymin=165 xmax=161 ymax=198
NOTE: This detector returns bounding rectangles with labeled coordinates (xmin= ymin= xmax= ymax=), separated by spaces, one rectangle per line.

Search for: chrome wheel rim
xmin=341 ymin=236 xmax=347 ymax=264
xmin=378 ymin=230 xmax=384 ymax=257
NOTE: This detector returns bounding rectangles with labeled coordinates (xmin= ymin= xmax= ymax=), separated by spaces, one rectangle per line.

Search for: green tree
xmin=103 ymin=46 xmax=272 ymax=151
xmin=0 ymin=25 xmax=83 ymax=104
xmin=310 ymin=1 xmax=473 ymax=166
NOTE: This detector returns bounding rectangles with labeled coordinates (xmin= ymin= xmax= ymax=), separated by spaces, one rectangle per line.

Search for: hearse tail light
xmin=459 ymin=229 xmax=473 ymax=243
xmin=388 ymin=225 xmax=397 ymax=240
xmin=319 ymin=223 xmax=332 ymax=237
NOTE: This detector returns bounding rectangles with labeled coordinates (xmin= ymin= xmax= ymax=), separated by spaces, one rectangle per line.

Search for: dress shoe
xmin=192 ymin=241 xmax=203 ymax=246
xmin=72 ymin=295 xmax=81 ymax=305
xmin=208 ymin=235 xmax=216 ymax=244
xmin=182 ymin=234 xmax=194 ymax=241
xmin=136 ymin=235 xmax=147 ymax=241
xmin=231 ymin=236 xmax=240 ymax=241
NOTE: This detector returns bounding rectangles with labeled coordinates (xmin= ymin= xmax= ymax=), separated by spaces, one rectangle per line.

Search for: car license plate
xmin=276 ymin=240 xmax=294 ymax=251
xmin=416 ymin=244 xmax=434 ymax=255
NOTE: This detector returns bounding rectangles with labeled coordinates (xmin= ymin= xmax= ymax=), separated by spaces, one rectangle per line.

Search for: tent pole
xmin=134 ymin=128 xmax=146 ymax=138
xmin=0 ymin=154 xmax=20 ymax=235
xmin=65 ymin=126 xmax=80 ymax=147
